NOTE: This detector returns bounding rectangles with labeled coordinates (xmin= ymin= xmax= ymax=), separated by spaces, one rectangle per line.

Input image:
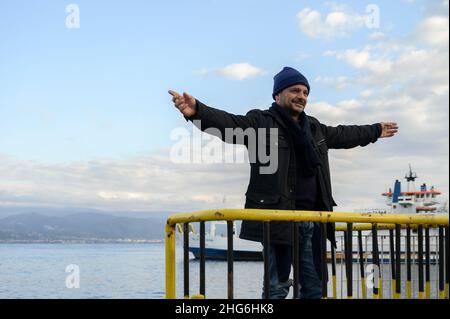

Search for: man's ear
xmin=274 ymin=94 xmax=280 ymax=103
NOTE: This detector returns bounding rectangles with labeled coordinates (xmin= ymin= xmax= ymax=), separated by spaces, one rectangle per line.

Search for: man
xmin=169 ymin=66 xmax=398 ymax=299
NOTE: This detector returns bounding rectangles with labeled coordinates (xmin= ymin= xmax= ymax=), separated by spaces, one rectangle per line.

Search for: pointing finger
xmin=168 ymin=90 xmax=180 ymax=98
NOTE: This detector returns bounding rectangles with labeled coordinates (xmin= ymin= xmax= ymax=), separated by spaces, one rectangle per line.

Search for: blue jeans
xmin=262 ymin=222 xmax=322 ymax=299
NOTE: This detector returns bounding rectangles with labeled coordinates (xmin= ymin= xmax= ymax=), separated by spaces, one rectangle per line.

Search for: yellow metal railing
xmin=165 ymin=209 xmax=449 ymax=299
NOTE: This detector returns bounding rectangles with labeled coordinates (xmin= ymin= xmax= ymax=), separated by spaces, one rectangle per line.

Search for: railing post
xmin=406 ymin=226 xmax=412 ymax=299
xmin=446 ymin=226 xmax=449 ymax=299
xmin=418 ymin=225 xmax=424 ymax=299
xmin=227 ymin=221 xmax=234 ymax=299
xmin=395 ymin=224 xmax=401 ymax=299
xmin=165 ymin=223 xmax=176 ymax=299
xmin=321 ymin=223 xmax=328 ymax=299
xmin=183 ymin=223 xmax=190 ymax=298
xmin=358 ymin=230 xmax=366 ymax=299
xmin=200 ymin=221 xmax=206 ymax=297
xmin=345 ymin=223 xmax=353 ymax=299
xmin=293 ymin=222 xmax=299 ymax=299
xmin=331 ymin=237 xmax=337 ymax=299
xmin=439 ymin=226 xmax=444 ymax=299
xmin=380 ymin=235 xmax=384 ymax=299
xmin=425 ymin=227 xmax=431 ymax=299
xmin=263 ymin=221 xmax=270 ymax=299
xmin=389 ymin=229 xmax=396 ymax=298
xmin=372 ymin=224 xmax=381 ymax=299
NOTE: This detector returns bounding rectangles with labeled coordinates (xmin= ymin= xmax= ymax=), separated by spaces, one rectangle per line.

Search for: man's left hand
xmin=380 ymin=122 xmax=399 ymax=138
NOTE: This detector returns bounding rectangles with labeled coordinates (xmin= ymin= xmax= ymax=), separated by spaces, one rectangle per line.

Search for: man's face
xmin=275 ymin=84 xmax=309 ymax=117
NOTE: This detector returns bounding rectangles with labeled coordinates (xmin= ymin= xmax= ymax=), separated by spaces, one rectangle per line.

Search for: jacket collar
xmin=266 ymin=104 xmax=318 ymax=136
xmin=266 ymin=104 xmax=287 ymax=130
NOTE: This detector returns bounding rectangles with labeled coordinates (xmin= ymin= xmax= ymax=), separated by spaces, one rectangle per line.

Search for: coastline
xmin=0 ymin=239 xmax=164 ymax=244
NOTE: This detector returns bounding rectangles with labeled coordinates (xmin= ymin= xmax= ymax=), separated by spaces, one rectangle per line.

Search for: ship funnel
xmin=392 ymin=179 xmax=401 ymax=203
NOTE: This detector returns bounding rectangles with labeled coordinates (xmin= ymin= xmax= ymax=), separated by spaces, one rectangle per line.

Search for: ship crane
xmin=382 ymin=166 xmax=442 ymax=214
xmin=404 ymin=164 xmax=417 ymax=192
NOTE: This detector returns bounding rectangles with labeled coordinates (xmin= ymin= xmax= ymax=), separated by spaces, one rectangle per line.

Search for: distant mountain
xmin=0 ymin=206 xmax=171 ymax=219
xmin=0 ymin=212 xmax=167 ymax=242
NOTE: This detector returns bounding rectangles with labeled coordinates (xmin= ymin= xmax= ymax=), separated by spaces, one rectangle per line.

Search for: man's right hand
xmin=168 ymin=90 xmax=197 ymax=118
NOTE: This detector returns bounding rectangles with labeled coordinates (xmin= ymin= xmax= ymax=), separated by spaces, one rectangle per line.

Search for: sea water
xmin=0 ymin=243 xmax=440 ymax=299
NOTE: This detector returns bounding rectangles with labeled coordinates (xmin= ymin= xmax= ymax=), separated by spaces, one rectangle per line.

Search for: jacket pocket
xmin=275 ymin=135 xmax=289 ymax=149
xmin=262 ymin=133 xmax=289 ymax=149
xmin=316 ymin=138 xmax=328 ymax=155
xmin=245 ymin=192 xmax=281 ymax=208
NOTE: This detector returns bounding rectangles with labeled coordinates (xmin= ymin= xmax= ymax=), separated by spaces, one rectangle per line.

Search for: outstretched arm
xmin=168 ymin=90 xmax=262 ymax=144
xmin=320 ymin=122 xmax=398 ymax=149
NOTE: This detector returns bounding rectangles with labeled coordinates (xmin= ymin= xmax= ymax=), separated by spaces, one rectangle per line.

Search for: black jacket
xmin=187 ymin=100 xmax=381 ymax=245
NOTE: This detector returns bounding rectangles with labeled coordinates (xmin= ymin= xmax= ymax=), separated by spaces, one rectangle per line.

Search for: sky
xmin=0 ymin=0 xmax=448 ymax=214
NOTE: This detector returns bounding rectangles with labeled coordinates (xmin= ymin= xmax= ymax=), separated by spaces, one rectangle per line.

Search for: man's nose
xmin=297 ymin=92 xmax=307 ymax=100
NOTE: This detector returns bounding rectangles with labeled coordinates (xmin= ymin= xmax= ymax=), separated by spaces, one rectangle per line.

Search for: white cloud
xmin=359 ymin=89 xmax=373 ymax=97
xmin=340 ymin=49 xmax=370 ymax=68
xmin=0 ymin=151 xmax=249 ymax=213
xmin=353 ymin=46 xmax=449 ymax=95
xmin=294 ymin=52 xmax=311 ymax=62
xmin=415 ymin=16 xmax=449 ymax=46
xmin=322 ymin=50 xmax=336 ymax=57
xmin=195 ymin=63 xmax=266 ymax=81
xmin=329 ymin=49 xmax=393 ymax=75
xmin=369 ymin=31 xmax=386 ymax=40
xmin=195 ymin=68 xmax=210 ymax=76
xmin=307 ymin=82 xmax=449 ymax=211
xmin=297 ymin=7 xmax=366 ymax=39
xmin=307 ymin=8 xmax=449 ymax=211
xmin=315 ymin=76 xmax=349 ymax=89
xmin=326 ymin=11 xmax=351 ymax=27
xmin=217 ymin=63 xmax=266 ymax=81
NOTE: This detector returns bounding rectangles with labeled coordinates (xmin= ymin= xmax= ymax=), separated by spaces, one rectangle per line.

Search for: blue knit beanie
xmin=272 ymin=67 xmax=310 ymax=100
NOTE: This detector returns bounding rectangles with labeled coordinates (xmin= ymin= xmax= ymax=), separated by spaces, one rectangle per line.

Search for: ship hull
xmin=189 ymin=247 xmax=263 ymax=261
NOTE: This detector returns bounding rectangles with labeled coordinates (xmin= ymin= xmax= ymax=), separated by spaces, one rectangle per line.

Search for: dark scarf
xmin=270 ymin=103 xmax=321 ymax=177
